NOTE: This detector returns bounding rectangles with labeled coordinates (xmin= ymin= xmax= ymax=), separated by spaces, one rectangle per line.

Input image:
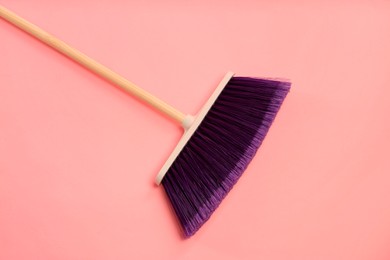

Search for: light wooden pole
xmin=0 ymin=5 xmax=186 ymax=124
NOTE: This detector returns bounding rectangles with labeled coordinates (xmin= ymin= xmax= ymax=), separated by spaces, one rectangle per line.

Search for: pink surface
xmin=1 ymin=1 xmax=390 ymax=259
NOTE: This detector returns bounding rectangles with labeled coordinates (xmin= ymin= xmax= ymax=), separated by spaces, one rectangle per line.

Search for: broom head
xmin=156 ymin=72 xmax=290 ymax=237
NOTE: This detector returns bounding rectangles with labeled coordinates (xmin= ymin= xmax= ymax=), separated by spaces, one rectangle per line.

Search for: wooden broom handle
xmin=0 ymin=5 xmax=186 ymax=124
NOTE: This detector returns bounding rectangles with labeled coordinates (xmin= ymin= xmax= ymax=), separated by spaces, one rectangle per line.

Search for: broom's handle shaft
xmin=0 ymin=5 xmax=186 ymax=124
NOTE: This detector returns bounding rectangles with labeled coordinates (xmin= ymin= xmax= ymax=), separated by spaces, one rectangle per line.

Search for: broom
xmin=0 ymin=5 xmax=291 ymax=237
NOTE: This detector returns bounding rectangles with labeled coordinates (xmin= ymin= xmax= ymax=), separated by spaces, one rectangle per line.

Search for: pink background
xmin=1 ymin=1 xmax=390 ymax=259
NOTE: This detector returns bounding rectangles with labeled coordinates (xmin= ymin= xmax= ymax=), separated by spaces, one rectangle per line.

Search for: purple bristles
xmin=162 ymin=76 xmax=290 ymax=237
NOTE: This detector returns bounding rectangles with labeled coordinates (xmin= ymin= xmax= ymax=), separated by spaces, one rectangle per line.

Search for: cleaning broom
xmin=0 ymin=5 xmax=291 ymax=237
